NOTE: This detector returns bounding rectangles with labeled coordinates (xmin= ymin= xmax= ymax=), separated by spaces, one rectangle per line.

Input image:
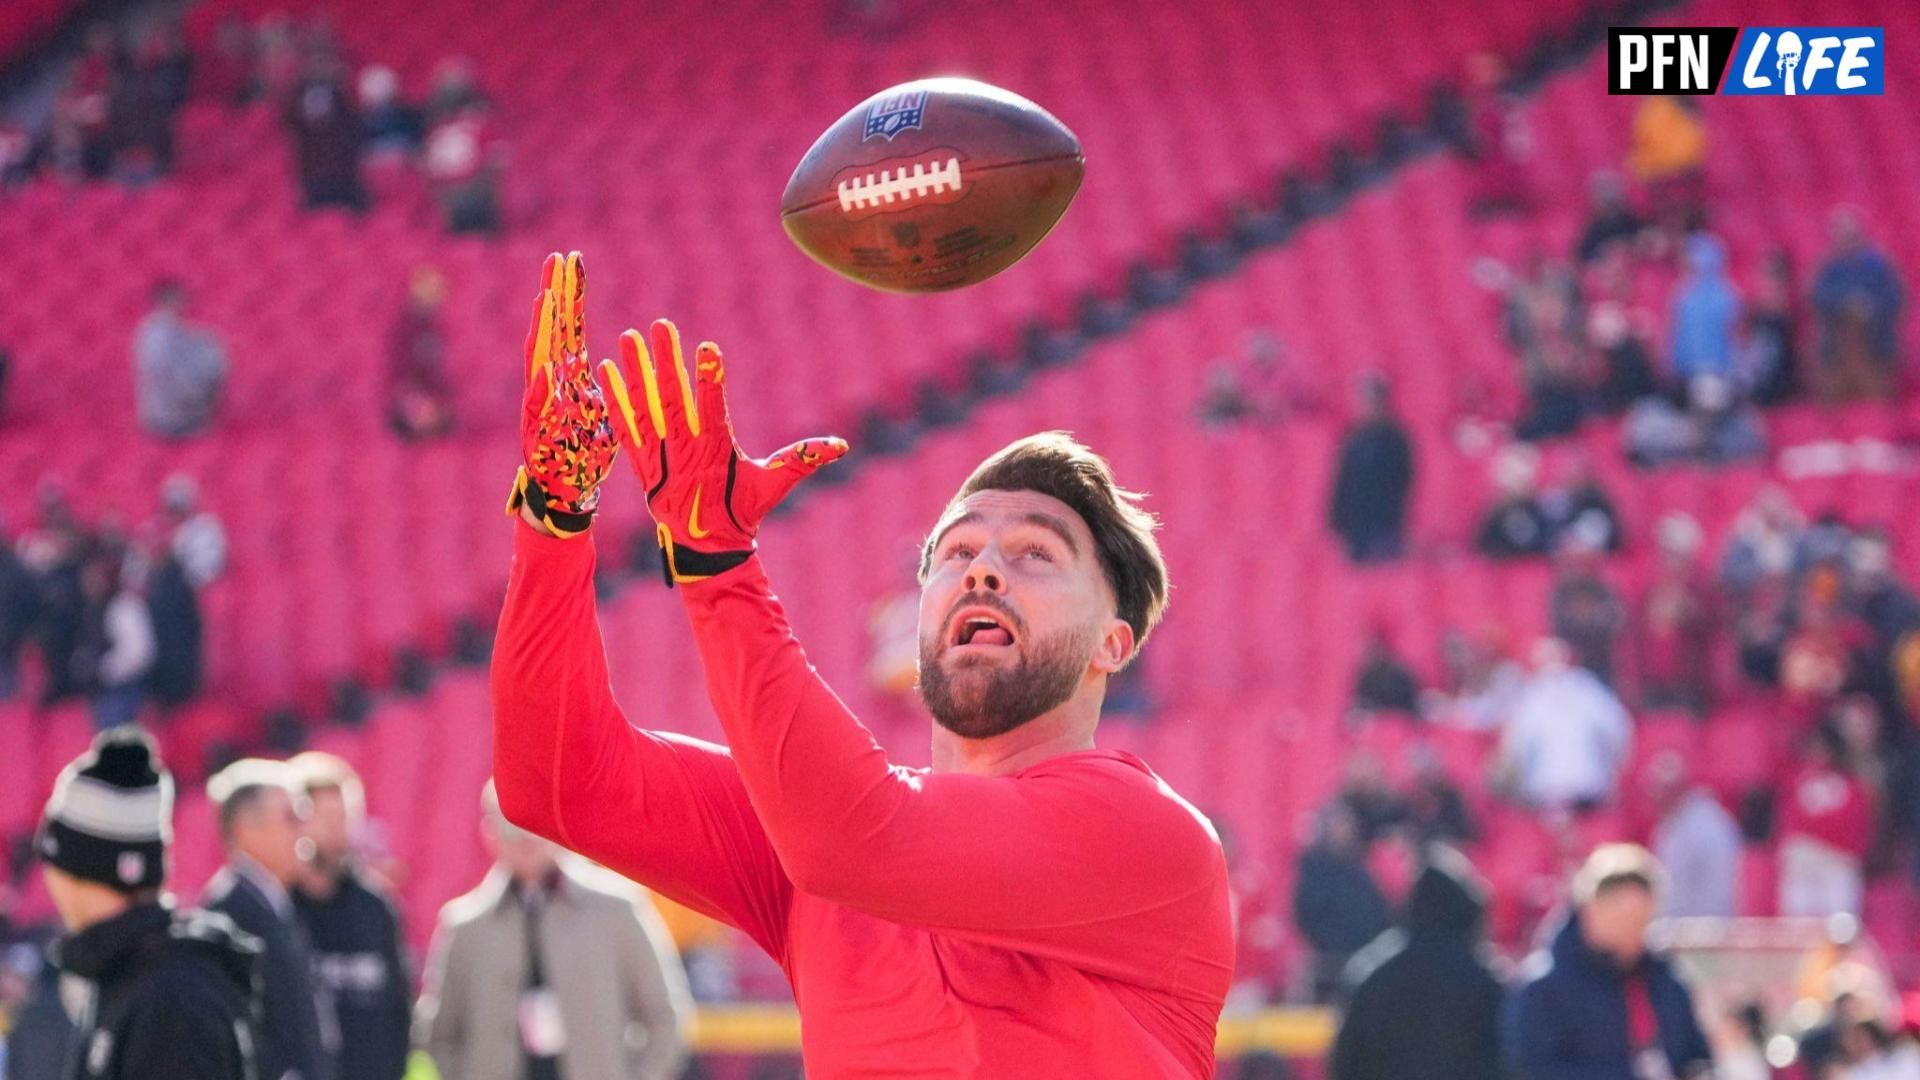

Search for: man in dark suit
xmin=203 ymin=758 xmax=334 ymax=1080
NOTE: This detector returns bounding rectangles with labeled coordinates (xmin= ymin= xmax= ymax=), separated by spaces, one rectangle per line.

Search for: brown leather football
xmin=780 ymin=78 xmax=1084 ymax=293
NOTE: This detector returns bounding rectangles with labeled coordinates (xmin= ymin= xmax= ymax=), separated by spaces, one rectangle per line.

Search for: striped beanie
xmin=37 ymin=726 xmax=173 ymax=893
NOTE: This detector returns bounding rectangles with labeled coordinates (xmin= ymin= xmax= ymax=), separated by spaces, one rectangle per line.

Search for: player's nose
xmin=962 ymin=550 xmax=1006 ymax=595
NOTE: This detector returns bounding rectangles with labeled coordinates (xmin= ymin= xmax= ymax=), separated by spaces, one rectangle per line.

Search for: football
xmin=780 ymin=78 xmax=1084 ymax=293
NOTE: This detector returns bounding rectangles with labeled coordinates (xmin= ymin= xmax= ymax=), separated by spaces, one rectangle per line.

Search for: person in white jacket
xmin=94 ymin=551 xmax=156 ymax=729
xmin=1498 ymin=638 xmax=1633 ymax=810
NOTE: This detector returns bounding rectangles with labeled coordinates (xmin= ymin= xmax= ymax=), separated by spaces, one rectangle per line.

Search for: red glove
xmin=505 ymin=252 xmax=619 ymax=538
xmin=598 ymin=319 xmax=847 ymax=584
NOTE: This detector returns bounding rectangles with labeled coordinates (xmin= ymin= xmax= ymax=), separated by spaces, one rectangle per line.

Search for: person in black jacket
xmin=292 ymin=752 xmax=411 ymax=1080
xmin=34 ymin=727 xmax=261 ymax=1080
xmin=204 ymin=758 xmax=334 ymax=1080
xmin=1293 ymin=803 xmax=1392 ymax=1003
xmin=1332 ymin=846 xmax=1505 ymax=1080
xmin=1329 ymin=374 xmax=1415 ymax=564
xmin=1505 ymin=845 xmax=1713 ymax=1080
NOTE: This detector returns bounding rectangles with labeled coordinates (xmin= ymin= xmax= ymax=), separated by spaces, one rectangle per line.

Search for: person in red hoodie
xmin=490 ymin=253 xmax=1234 ymax=1078
xmin=1778 ymin=722 xmax=1876 ymax=918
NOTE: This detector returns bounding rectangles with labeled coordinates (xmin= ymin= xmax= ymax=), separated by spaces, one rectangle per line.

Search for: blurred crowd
xmin=0 ymin=476 xmax=223 ymax=726
xmin=2 ymin=10 xmax=506 ymax=236
xmin=0 ymin=735 xmax=690 ymax=1080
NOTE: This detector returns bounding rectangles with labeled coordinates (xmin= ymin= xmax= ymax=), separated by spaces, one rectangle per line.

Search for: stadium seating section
xmin=2 ymin=0 xmax=1916 ymax=987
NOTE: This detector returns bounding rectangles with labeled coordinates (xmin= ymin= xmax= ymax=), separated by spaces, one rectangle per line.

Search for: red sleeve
xmin=489 ymin=521 xmax=793 ymax=959
xmin=678 ymin=558 xmax=1224 ymax=975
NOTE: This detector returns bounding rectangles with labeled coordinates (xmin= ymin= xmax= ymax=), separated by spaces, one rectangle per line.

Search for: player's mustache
xmin=942 ymin=593 xmax=1025 ymax=639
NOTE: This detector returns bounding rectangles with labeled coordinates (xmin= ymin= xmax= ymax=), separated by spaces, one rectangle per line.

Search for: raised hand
xmin=598 ymin=318 xmax=847 ymax=584
xmin=506 ymin=252 xmax=620 ymax=538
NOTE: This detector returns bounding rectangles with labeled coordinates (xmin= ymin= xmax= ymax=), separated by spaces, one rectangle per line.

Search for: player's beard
xmin=918 ymin=621 xmax=1096 ymax=739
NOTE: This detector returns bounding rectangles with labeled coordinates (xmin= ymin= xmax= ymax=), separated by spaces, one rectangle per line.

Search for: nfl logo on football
xmin=864 ymin=91 xmax=928 ymax=140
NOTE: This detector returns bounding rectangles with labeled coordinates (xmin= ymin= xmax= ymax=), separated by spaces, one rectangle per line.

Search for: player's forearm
xmin=489 ymin=519 xmax=629 ymax=846
xmin=680 ymin=557 xmax=902 ymax=890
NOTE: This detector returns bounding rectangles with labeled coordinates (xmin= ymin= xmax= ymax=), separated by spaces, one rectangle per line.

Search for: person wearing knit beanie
xmin=38 ymin=725 xmax=173 ymax=903
xmin=36 ymin=726 xmax=264 ymax=1080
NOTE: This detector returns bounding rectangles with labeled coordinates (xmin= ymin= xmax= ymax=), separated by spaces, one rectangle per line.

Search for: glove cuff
xmin=505 ymin=467 xmax=597 ymax=539
xmin=656 ymin=523 xmax=750 ymax=587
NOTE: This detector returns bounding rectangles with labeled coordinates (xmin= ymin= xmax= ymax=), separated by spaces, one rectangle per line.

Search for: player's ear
xmin=1091 ymin=615 xmax=1135 ymax=676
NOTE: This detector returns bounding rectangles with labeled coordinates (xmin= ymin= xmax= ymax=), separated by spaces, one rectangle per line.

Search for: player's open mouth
xmin=949 ymin=607 xmax=1017 ymax=648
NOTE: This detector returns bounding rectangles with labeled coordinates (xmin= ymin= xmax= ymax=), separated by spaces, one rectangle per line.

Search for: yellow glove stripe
xmin=660 ymin=321 xmax=701 ymax=438
xmin=623 ymin=329 xmax=670 ymax=440
xmin=656 ymin=523 xmax=713 ymax=584
xmin=600 ymin=359 xmax=642 ymax=445
xmin=529 ymin=289 xmax=558 ymax=381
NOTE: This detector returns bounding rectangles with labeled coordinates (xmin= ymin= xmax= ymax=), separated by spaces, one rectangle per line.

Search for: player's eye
xmin=944 ymin=544 xmax=976 ymax=561
xmin=1021 ymin=545 xmax=1053 ymax=562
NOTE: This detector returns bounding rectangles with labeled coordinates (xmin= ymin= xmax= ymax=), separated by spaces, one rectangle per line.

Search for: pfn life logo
xmin=1609 ymin=27 xmax=1884 ymax=95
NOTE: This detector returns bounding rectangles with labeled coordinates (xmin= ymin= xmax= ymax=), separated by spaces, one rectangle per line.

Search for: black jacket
xmin=1331 ymin=857 xmax=1506 ymax=1080
xmin=55 ymin=902 xmax=260 ymax=1080
xmin=1505 ymin=915 xmax=1712 ymax=1080
xmin=1292 ymin=844 xmax=1391 ymax=959
xmin=1330 ymin=419 xmax=1415 ymax=544
xmin=294 ymin=870 xmax=411 ymax=1080
xmin=206 ymin=868 xmax=333 ymax=1080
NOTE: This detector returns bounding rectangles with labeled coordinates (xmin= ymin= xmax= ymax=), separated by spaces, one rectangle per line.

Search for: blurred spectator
xmin=1476 ymin=445 xmax=1554 ymax=560
xmin=1405 ymin=749 xmax=1477 ymax=847
xmin=1835 ymin=1015 xmax=1920 ymax=1080
xmin=416 ymin=781 xmax=692 ymax=1080
xmin=1626 ymin=372 xmax=1769 ymax=468
xmin=358 ymin=65 xmax=424 ymax=156
xmin=1498 ymin=639 xmax=1633 ymax=810
xmin=1745 ymin=249 xmax=1802 ymax=405
xmin=1337 ymin=751 xmax=1408 ymax=846
xmin=1350 ymin=625 xmax=1422 ymax=717
xmin=38 ymin=729 xmax=261 ymax=1080
xmin=3 ymin=949 xmax=74 ymax=1080
xmin=204 ymin=759 xmax=334 ymax=1080
xmin=1541 ymin=453 xmax=1624 ymax=553
xmin=198 ymin=15 xmax=255 ymax=105
xmin=1330 ymin=848 xmax=1503 ymax=1080
xmin=61 ymin=25 xmax=119 ymax=179
xmin=1644 ymin=753 xmax=1739 ymax=918
xmin=1781 ymin=566 xmax=1865 ymax=720
xmin=1721 ymin=486 xmax=1808 ymax=596
xmin=1588 ymin=292 xmax=1661 ymax=414
xmin=1291 ymin=803 xmax=1390 ymax=1003
xmin=1778 ymin=724 xmax=1875 ymax=918
xmin=1577 ymin=171 xmax=1645 ymax=265
xmin=1549 ymin=538 xmax=1626 ymax=683
xmin=1198 ymin=362 xmax=1255 ymax=428
xmin=1328 ymin=374 xmax=1414 ymax=564
xmin=253 ymin=15 xmax=305 ymax=105
xmin=425 ymin=59 xmax=486 ymax=125
xmin=1812 ymin=209 xmax=1905 ymax=402
xmin=286 ymin=49 xmax=368 ymax=211
xmin=91 ymin=549 xmax=154 ymax=729
xmin=135 ymin=280 xmax=228 ymax=439
xmin=19 ymin=487 xmax=89 ymax=703
xmin=1505 ymin=845 xmax=1713 ymax=1080
xmin=112 ymin=22 xmax=190 ymax=181
xmin=1427 ymin=626 xmax=1523 ymax=731
xmin=1463 ymin=53 xmax=1527 ymax=216
xmin=145 ymin=535 xmax=204 ymax=709
xmin=0 ymin=516 xmax=36 ymax=701
xmin=1707 ymin=1002 xmax=1773 ymax=1080
xmin=1505 ymin=258 xmax=1587 ymax=440
xmin=1671 ymin=234 xmax=1742 ymax=394
xmin=390 ymin=267 xmax=454 ymax=439
xmin=1636 ymin=512 xmax=1718 ymax=712
xmin=1627 ymin=97 xmax=1707 ymax=230
xmin=292 ymin=754 xmax=411 ymax=1080
xmin=162 ymin=473 xmax=228 ymax=588
xmin=425 ymin=98 xmax=505 ymax=235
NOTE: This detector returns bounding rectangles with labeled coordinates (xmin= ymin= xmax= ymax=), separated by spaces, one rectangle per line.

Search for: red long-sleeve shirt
xmin=490 ymin=523 xmax=1234 ymax=1078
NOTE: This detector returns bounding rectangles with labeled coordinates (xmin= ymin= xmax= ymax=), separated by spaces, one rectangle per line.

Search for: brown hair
xmin=920 ymin=432 xmax=1169 ymax=654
